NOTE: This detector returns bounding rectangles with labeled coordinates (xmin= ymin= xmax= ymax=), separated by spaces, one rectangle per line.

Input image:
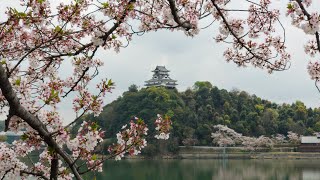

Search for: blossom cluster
xmin=73 ymin=89 xmax=104 ymax=117
xmin=308 ymin=61 xmax=320 ymax=80
xmin=286 ymin=0 xmax=320 ymax=82
xmin=0 ymin=143 xmax=28 ymax=179
xmin=305 ymin=40 xmax=318 ymax=57
xmin=154 ymin=114 xmax=172 ymax=140
xmin=108 ymin=117 xmax=148 ymax=160
xmin=34 ymin=148 xmax=74 ymax=179
xmin=287 ymin=0 xmax=318 ymax=34
xmin=67 ymin=121 xmax=105 ymax=172
xmin=213 ymin=0 xmax=290 ymax=73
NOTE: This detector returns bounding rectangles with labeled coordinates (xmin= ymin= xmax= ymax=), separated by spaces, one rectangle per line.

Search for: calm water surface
xmin=83 ymin=159 xmax=320 ymax=180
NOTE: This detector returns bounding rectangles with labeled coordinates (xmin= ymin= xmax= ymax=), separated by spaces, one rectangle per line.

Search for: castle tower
xmin=145 ymin=66 xmax=177 ymax=89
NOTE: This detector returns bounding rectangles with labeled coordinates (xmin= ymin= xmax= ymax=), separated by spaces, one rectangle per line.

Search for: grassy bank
xmin=175 ymin=146 xmax=320 ymax=159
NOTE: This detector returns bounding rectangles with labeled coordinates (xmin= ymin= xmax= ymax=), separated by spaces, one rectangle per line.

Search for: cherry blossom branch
xmin=60 ymin=109 xmax=89 ymax=134
xmin=1 ymin=168 xmax=13 ymax=180
xmin=315 ymin=80 xmax=320 ymax=93
xmin=211 ymin=1 xmax=260 ymax=62
xmin=211 ymin=0 xmax=288 ymax=71
xmin=20 ymin=170 xmax=49 ymax=180
xmin=60 ymin=0 xmax=136 ymax=98
xmin=167 ymin=0 xmax=192 ymax=30
xmin=0 ymin=65 xmax=83 ymax=180
xmin=7 ymin=6 xmax=80 ymax=77
xmin=295 ymin=0 xmax=320 ymax=52
xmin=295 ymin=0 xmax=310 ymax=17
xmin=62 ymin=67 xmax=90 ymax=98
xmin=78 ymin=144 xmax=135 ymax=175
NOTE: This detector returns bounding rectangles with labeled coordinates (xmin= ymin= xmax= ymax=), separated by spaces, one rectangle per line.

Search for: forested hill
xmin=78 ymin=81 xmax=320 ymax=146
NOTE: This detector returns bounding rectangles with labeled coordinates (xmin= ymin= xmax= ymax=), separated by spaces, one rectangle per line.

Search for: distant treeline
xmin=69 ymin=81 xmax=320 ymax=155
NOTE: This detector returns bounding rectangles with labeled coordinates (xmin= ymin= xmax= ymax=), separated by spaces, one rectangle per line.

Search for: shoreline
xmin=130 ymin=146 xmax=320 ymax=160
xmin=176 ymin=152 xmax=320 ymax=159
xmin=126 ymin=152 xmax=320 ymax=160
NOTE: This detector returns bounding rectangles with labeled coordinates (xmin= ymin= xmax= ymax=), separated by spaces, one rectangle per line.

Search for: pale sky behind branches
xmin=1 ymin=0 xmax=320 ymax=124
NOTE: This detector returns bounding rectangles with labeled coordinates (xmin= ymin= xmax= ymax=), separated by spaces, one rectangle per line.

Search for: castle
xmin=145 ymin=66 xmax=177 ymax=89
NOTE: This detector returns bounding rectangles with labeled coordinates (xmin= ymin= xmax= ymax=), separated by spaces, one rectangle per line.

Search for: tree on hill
xmin=193 ymin=81 xmax=213 ymax=91
xmin=0 ymin=0 xmax=320 ymax=179
xmin=81 ymin=83 xmax=320 ymax=150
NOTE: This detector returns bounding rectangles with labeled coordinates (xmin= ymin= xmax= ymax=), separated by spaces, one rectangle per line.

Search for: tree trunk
xmin=50 ymin=153 xmax=59 ymax=180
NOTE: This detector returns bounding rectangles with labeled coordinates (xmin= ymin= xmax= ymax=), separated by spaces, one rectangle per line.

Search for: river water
xmin=82 ymin=159 xmax=320 ymax=180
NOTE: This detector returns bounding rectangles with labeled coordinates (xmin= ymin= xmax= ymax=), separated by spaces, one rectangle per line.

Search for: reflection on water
xmin=83 ymin=159 xmax=320 ymax=180
xmin=302 ymin=171 xmax=320 ymax=180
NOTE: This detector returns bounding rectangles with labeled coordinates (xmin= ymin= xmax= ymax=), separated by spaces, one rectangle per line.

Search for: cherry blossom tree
xmin=286 ymin=0 xmax=320 ymax=88
xmin=272 ymin=134 xmax=287 ymax=144
xmin=242 ymin=135 xmax=274 ymax=152
xmin=211 ymin=125 xmax=274 ymax=151
xmin=211 ymin=124 xmax=242 ymax=147
xmin=287 ymin=131 xmax=300 ymax=144
xmin=211 ymin=125 xmax=301 ymax=152
xmin=0 ymin=0 xmax=318 ymax=179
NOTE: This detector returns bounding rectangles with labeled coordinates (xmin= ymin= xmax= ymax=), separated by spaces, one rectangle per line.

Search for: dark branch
xmin=167 ymin=0 xmax=192 ymax=30
xmin=50 ymin=153 xmax=59 ymax=180
xmin=0 ymin=65 xmax=83 ymax=180
xmin=20 ymin=170 xmax=49 ymax=180
xmin=295 ymin=0 xmax=320 ymax=52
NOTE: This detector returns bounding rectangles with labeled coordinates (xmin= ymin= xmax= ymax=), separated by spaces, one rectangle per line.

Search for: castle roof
xmin=152 ymin=66 xmax=169 ymax=72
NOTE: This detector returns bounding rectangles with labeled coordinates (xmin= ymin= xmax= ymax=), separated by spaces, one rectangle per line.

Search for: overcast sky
xmin=98 ymin=25 xmax=320 ymax=107
xmin=1 ymin=1 xmax=320 ymax=124
xmin=93 ymin=0 xmax=320 ymax=108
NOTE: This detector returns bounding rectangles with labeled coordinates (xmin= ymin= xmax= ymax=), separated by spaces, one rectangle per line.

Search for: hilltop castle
xmin=145 ymin=66 xmax=177 ymax=89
